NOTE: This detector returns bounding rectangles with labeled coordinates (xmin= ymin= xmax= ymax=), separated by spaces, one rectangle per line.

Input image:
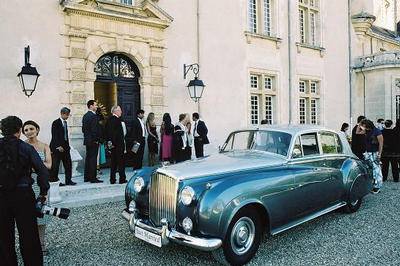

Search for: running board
xmin=271 ymin=202 xmax=347 ymax=236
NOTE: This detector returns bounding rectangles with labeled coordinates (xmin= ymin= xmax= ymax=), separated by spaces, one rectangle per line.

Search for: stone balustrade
xmin=353 ymin=52 xmax=400 ymax=69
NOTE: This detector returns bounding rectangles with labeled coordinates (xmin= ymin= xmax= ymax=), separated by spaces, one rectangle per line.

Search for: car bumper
xmin=121 ymin=210 xmax=222 ymax=252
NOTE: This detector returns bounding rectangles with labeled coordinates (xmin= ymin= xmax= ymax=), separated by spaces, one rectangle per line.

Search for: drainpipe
xmin=288 ymin=0 xmax=293 ymax=124
xmin=196 ymin=0 xmax=201 ymax=114
xmin=360 ymin=64 xmax=366 ymax=116
xmin=348 ymin=0 xmax=353 ymax=127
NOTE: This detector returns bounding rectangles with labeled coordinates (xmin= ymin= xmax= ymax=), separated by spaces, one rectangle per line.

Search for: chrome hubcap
xmin=230 ymin=217 xmax=255 ymax=255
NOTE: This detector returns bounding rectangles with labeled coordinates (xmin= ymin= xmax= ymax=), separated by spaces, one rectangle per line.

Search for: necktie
xmin=63 ymin=120 xmax=68 ymax=141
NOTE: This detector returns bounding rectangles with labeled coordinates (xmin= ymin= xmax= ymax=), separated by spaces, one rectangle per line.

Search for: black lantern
xmin=17 ymin=46 xmax=40 ymax=97
xmin=183 ymin=63 xmax=205 ymax=103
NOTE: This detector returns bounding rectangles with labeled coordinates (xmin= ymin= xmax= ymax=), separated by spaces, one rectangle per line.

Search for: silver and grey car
xmin=122 ymin=125 xmax=373 ymax=265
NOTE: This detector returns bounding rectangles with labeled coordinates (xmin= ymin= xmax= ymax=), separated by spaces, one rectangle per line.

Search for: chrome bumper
xmin=121 ymin=210 xmax=222 ymax=252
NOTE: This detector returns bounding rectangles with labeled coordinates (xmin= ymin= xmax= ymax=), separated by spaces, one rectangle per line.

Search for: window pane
xmin=301 ymin=133 xmax=319 ymax=156
xmin=299 ymin=98 xmax=306 ymax=124
xmin=251 ymin=95 xmax=259 ymax=125
xmin=320 ymin=132 xmax=337 ymax=154
xmin=310 ymin=82 xmax=317 ymax=93
xmin=311 ymin=99 xmax=318 ymax=124
xmin=120 ymin=0 xmax=133 ymax=5
xmin=265 ymin=96 xmax=273 ymax=124
xmin=265 ymin=77 xmax=272 ymax=90
xmin=292 ymin=136 xmax=303 ymax=157
xmin=299 ymin=81 xmax=305 ymax=92
xmin=299 ymin=9 xmax=305 ymax=43
xmin=250 ymin=75 xmax=259 ymax=89
xmin=310 ymin=12 xmax=316 ymax=45
xmin=264 ymin=0 xmax=271 ymax=35
xmin=249 ymin=0 xmax=257 ymax=33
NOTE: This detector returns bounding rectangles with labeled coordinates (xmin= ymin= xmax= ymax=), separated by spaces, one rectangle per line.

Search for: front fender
xmin=197 ymin=174 xmax=271 ymax=239
xmin=125 ymin=167 xmax=156 ymax=208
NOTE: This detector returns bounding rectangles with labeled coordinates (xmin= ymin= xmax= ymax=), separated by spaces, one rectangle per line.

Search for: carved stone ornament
xmin=395 ymin=79 xmax=400 ymax=90
xmin=78 ymin=0 xmax=99 ymax=8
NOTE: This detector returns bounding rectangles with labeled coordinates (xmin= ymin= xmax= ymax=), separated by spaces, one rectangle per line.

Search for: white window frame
xmin=298 ymin=0 xmax=320 ymax=46
xmin=249 ymin=73 xmax=277 ymax=125
xmin=248 ymin=0 xmax=276 ymax=37
xmin=298 ymin=79 xmax=320 ymax=124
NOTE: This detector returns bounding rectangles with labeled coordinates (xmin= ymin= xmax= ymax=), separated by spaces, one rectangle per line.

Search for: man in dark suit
xmin=82 ymin=100 xmax=103 ymax=183
xmin=128 ymin=109 xmax=146 ymax=170
xmin=192 ymin=112 xmax=209 ymax=158
xmin=106 ymin=106 xmax=127 ymax=184
xmin=50 ymin=107 xmax=76 ymax=186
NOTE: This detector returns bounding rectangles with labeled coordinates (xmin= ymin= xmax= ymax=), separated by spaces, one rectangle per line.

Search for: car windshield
xmin=222 ymin=130 xmax=292 ymax=156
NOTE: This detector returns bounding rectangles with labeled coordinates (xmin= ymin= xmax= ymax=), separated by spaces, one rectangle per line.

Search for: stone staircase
xmin=52 ymin=168 xmax=135 ymax=208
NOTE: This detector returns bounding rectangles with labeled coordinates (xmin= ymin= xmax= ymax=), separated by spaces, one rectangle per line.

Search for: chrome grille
xmin=149 ymin=172 xmax=178 ymax=226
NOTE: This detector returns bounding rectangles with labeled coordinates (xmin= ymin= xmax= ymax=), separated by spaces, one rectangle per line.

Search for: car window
xmin=222 ymin=130 xmax=291 ymax=156
xmin=224 ymin=131 xmax=254 ymax=151
xmin=291 ymin=136 xmax=303 ymax=158
xmin=320 ymin=132 xmax=337 ymax=154
xmin=300 ymin=133 xmax=320 ymax=156
xmin=320 ymin=132 xmax=343 ymax=154
xmin=335 ymin=134 xmax=343 ymax=153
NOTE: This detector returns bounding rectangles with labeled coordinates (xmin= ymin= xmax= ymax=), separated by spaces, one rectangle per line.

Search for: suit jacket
xmin=128 ymin=117 xmax=144 ymax=143
xmin=82 ymin=111 xmax=101 ymax=146
xmin=195 ymin=120 xmax=209 ymax=144
xmin=106 ymin=115 xmax=125 ymax=150
xmin=50 ymin=118 xmax=70 ymax=152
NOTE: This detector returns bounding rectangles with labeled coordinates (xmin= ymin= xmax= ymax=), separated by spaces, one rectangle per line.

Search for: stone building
xmin=351 ymin=0 xmax=400 ymax=122
xmin=0 ymin=0 xmax=397 ymax=159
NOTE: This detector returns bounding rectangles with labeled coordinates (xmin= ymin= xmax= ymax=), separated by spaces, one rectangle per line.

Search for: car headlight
xmin=133 ymin=177 xmax=145 ymax=193
xmin=180 ymin=186 xmax=195 ymax=206
xmin=182 ymin=217 xmax=193 ymax=234
xmin=128 ymin=200 xmax=136 ymax=213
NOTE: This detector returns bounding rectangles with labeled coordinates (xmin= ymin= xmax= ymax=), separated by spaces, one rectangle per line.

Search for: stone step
xmin=52 ymin=168 xmax=135 ymax=208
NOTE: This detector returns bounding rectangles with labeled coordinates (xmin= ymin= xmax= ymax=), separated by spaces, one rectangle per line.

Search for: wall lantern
xmin=183 ymin=63 xmax=205 ymax=103
xmin=17 ymin=46 xmax=40 ymax=97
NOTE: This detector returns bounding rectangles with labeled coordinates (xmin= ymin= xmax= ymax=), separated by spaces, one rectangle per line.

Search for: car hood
xmin=157 ymin=150 xmax=287 ymax=180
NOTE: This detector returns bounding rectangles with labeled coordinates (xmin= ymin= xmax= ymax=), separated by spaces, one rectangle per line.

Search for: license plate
xmin=134 ymin=227 xmax=162 ymax=247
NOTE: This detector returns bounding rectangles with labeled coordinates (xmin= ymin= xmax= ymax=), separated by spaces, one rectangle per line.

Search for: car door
xmin=289 ymin=132 xmax=333 ymax=217
xmin=319 ymin=131 xmax=347 ymax=203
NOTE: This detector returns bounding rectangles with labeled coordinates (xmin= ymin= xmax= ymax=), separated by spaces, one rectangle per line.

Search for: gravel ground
xmin=15 ymin=181 xmax=400 ymax=266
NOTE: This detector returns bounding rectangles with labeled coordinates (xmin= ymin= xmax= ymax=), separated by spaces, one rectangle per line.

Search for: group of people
xmin=341 ymin=116 xmax=400 ymax=194
xmin=81 ymin=100 xmax=209 ymax=185
xmin=0 ymin=101 xmax=210 ymax=265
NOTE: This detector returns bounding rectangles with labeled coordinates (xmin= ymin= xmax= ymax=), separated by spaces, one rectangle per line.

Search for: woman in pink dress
xmin=160 ymin=113 xmax=174 ymax=162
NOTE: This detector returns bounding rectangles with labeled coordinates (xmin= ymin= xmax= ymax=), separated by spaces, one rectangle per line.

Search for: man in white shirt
xmin=192 ymin=112 xmax=209 ymax=158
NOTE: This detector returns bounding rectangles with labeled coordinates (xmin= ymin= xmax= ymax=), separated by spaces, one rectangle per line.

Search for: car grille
xmin=149 ymin=172 xmax=178 ymax=226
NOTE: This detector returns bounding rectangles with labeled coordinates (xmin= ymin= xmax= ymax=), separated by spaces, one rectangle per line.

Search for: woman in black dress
xmin=146 ymin=112 xmax=159 ymax=166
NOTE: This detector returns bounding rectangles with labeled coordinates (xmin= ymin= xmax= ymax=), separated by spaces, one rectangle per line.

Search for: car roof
xmin=239 ymin=124 xmax=337 ymax=135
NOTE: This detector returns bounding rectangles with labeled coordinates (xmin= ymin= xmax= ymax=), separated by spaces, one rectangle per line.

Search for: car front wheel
xmin=212 ymin=208 xmax=263 ymax=266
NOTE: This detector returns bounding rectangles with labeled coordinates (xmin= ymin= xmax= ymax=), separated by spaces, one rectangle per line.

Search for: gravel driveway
xmin=15 ymin=181 xmax=400 ymax=265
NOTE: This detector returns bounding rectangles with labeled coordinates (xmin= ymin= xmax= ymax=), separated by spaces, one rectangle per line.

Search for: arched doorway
xmin=94 ymin=53 xmax=141 ymax=129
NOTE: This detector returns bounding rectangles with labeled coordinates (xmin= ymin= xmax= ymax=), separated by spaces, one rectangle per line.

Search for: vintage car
xmin=122 ymin=125 xmax=372 ymax=265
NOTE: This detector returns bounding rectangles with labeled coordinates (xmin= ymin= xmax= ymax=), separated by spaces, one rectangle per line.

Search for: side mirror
xmin=292 ymin=148 xmax=302 ymax=159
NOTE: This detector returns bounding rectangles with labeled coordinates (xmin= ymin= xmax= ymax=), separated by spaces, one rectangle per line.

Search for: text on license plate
xmin=134 ymin=227 xmax=162 ymax=248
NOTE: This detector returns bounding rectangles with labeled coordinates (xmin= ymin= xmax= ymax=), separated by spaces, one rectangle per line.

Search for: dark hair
xmin=360 ymin=119 xmax=375 ymax=131
xmin=61 ymin=107 xmax=71 ymax=114
xmin=384 ymin=120 xmax=393 ymax=128
xmin=179 ymin=113 xmax=186 ymax=122
xmin=377 ymin=118 xmax=384 ymax=123
xmin=136 ymin=109 xmax=145 ymax=116
xmin=192 ymin=113 xmax=199 ymax=120
xmin=0 ymin=116 xmax=23 ymax=136
xmin=162 ymin=113 xmax=174 ymax=135
xmin=23 ymin=120 xmax=40 ymax=136
xmin=260 ymin=119 xmax=268 ymax=125
xmin=87 ymin=100 xmax=96 ymax=109
xmin=357 ymin=115 xmax=366 ymax=123
xmin=340 ymin=123 xmax=349 ymax=132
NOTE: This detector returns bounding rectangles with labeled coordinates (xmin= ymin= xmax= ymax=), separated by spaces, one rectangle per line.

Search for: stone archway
xmin=60 ymin=0 xmax=172 ymax=154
